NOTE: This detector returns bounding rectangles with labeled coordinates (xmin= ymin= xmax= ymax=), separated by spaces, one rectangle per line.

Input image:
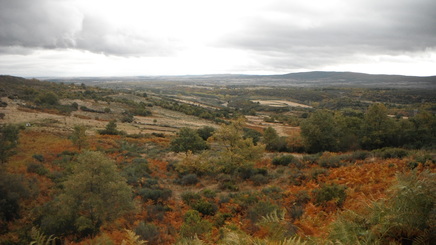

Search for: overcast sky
xmin=1 ymin=0 xmax=435 ymax=77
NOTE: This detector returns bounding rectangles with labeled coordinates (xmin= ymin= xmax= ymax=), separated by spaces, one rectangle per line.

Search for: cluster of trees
xmin=36 ymin=151 xmax=135 ymax=238
xmin=171 ymin=119 xmax=264 ymax=176
xmin=300 ymin=103 xmax=436 ymax=153
xmin=169 ymin=103 xmax=435 ymax=156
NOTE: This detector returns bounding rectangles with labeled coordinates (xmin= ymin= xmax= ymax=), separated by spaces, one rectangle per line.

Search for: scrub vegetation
xmin=0 ymin=75 xmax=435 ymax=244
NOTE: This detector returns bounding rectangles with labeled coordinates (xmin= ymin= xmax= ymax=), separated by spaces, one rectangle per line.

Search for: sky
xmin=0 ymin=0 xmax=435 ymax=77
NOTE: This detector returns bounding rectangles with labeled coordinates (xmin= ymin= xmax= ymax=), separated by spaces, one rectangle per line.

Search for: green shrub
xmin=250 ymin=174 xmax=270 ymax=186
xmin=373 ymin=147 xmax=408 ymax=159
xmin=181 ymin=192 xmax=201 ymax=206
xmin=177 ymin=174 xmax=199 ymax=186
xmin=302 ymin=153 xmax=321 ymax=164
xmin=145 ymin=204 xmax=170 ymax=222
xmin=289 ymin=204 xmax=305 ymax=220
xmin=201 ymin=189 xmax=217 ymax=199
xmin=407 ymin=161 xmax=419 ymax=170
xmin=313 ymin=183 xmax=347 ymax=207
xmin=192 ymin=199 xmax=218 ymax=216
xmin=318 ymin=153 xmax=345 ymax=168
xmin=32 ymin=154 xmax=45 ymax=162
xmin=122 ymin=160 xmax=151 ymax=186
xmin=247 ymin=201 xmax=279 ymax=223
xmin=238 ymin=167 xmax=268 ymax=180
xmin=27 ymin=163 xmax=49 ymax=176
xmin=218 ymin=174 xmax=239 ymax=191
xmin=230 ymin=191 xmax=259 ymax=209
xmin=413 ymin=152 xmax=434 ymax=164
xmin=294 ymin=190 xmax=311 ymax=205
xmin=272 ymin=155 xmax=303 ymax=168
xmin=138 ymin=188 xmax=172 ymax=202
xmin=135 ymin=222 xmax=159 ymax=244
xmin=350 ymin=150 xmax=371 ymax=161
xmin=261 ymin=186 xmax=283 ymax=200
xmin=196 ymin=126 xmax=216 ymax=141
xmin=180 ymin=210 xmax=212 ymax=238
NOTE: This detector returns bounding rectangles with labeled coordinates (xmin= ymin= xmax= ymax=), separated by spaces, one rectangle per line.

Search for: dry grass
xmin=1 ymin=96 xmax=217 ymax=136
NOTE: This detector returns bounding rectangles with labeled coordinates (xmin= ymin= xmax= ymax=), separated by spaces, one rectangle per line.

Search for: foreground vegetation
xmin=0 ymin=75 xmax=435 ymax=244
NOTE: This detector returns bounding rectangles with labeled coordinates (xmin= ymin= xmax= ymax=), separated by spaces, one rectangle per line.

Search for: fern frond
xmin=259 ymin=209 xmax=286 ymax=224
xmin=176 ymin=234 xmax=206 ymax=245
xmin=29 ymin=227 xmax=57 ymax=245
xmin=121 ymin=229 xmax=147 ymax=245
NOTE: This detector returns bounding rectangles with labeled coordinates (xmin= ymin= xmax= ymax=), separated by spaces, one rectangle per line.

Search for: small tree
xmin=99 ymin=120 xmax=121 ymax=135
xmin=54 ymin=151 xmax=135 ymax=236
xmin=300 ymin=110 xmax=340 ymax=153
xmin=361 ymin=103 xmax=394 ymax=149
xmin=170 ymin=128 xmax=208 ymax=153
xmin=209 ymin=118 xmax=265 ymax=174
xmin=196 ymin=126 xmax=216 ymax=141
xmin=0 ymin=124 xmax=20 ymax=163
xmin=180 ymin=210 xmax=212 ymax=238
xmin=35 ymin=92 xmax=59 ymax=106
xmin=71 ymin=125 xmax=88 ymax=151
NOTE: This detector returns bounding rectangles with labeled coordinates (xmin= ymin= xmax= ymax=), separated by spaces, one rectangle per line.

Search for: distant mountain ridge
xmin=12 ymin=71 xmax=436 ymax=88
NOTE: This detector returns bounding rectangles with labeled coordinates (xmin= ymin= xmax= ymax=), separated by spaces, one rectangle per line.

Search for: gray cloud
xmin=0 ymin=0 xmax=82 ymax=49
xmin=0 ymin=0 xmax=435 ymax=75
xmin=220 ymin=0 xmax=436 ymax=69
xmin=0 ymin=0 xmax=178 ymax=56
xmin=74 ymin=16 xmax=179 ymax=56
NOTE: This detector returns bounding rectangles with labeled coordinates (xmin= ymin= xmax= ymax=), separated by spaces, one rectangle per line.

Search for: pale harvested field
xmin=245 ymin=115 xmax=299 ymax=136
xmin=252 ymin=99 xmax=312 ymax=108
xmin=0 ymin=97 xmax=217 ymax=136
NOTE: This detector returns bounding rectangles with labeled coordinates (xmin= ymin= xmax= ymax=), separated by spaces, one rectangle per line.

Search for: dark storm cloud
xmin=221 ymin=0 xmax=436 ymax=68
xmin=0 ymin=0 xmax=176 ymax=56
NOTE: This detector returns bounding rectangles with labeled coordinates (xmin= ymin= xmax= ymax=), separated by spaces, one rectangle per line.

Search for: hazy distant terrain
xmin=45 ymin=71 xmax=436 ymax=89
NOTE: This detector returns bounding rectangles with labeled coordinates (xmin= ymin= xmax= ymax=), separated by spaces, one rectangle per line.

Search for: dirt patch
xmin=245 ymin=115 xmax=300 ymax=136
xmin=252 ymin=99 xmax=312 ymax=108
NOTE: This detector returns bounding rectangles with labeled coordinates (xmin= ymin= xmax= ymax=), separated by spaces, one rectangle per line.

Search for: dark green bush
xmin=145 ymin=204 xmax=170 ymax=222
xmin=138 ymin=188 xmax=172 ymax=202
xmin=302 ymin=153 xmax=321 ymax=164
xmin=250 ymin=174 xmax=270 ymax=186
xmin=373 ymin=147 xmax=408 ymax=159
xmin=177 ymin=174 xmax=199 ymax=186
xmin=218 ymin=174 xmax=239 ymax=191
xmin=197 ymin=126 xmax=216 ymax=141
xmin=192 ymin=199 xmax=218 ymax=216
xmin=135 ymin=222 xmax=159 ymax=244
xmin=312 ymin=183 xmax=347 ymax=207
xmin=180 ymin=210 xmax=212 ymax=238
xmin=201 ymin=189 xmax=217 ymax=199
xmin=272 ymin=155 xmax=303 ymax=168
xmin=247 ymin=201 xmax=279 ymax=223
xmin=289 ymin=204 xmax=305 ymax=220
xmin=181 ymin=192 xmax=201 ymax=206
xmin=350 ymin=150 xmax=371 ymax=161
xmin=238 ymin=167 xmax=268 ymax=180
xmin=27 ymin=163 xmax=49 ymax=176
xmin=318 ymin=154 xmax=345 ymax=168
xmin=294 ymin=190 xmax=311 ymax=205
xmin=32 ymin=154 xmax=45 ymax=162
